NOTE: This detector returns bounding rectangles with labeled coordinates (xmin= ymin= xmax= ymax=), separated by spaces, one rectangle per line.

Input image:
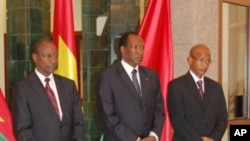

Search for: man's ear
xmin=32 ymin=53 xmax=37 ymax=63
xmin=187 ymin=56 xmax=192 ymax=65
xmin=120 ymin=46 xmax=124 ymax=54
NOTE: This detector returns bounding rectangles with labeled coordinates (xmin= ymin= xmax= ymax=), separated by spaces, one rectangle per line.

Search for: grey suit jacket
xmin=168 ymin=72 xmax=228 ymax=141
xmin=96 ymin=63 xmax=165 ymax=141
xmin=12 ymin=72 xmax=84 ymax=141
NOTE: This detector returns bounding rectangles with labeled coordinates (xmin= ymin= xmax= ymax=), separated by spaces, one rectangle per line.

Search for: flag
xmin=0 ymin=89 xmax=16 ymax=141
xmin=138 ymin=0 xmax=173 ymax=140
xmin=0 ymin=133 xmax=8 ymax=141
xmin=53 ymin=0 xmax=78 ymax=89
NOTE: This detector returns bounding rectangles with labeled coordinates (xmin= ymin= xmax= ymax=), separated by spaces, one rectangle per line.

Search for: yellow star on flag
xmin=0 ymin=117 xmax=5 ymax=122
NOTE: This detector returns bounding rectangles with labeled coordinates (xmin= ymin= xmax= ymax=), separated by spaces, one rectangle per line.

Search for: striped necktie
xmin=197 ymin=80 xmax=204 ymax=100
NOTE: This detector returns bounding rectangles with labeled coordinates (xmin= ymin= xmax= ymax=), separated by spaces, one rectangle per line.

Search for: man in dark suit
xmin=168 ymin=44 xmax=228 ymax=141
xmin=96 ymin=31 xmax=165 ymax=141
xmin=12 ymin=38 xmax=84 ymax=141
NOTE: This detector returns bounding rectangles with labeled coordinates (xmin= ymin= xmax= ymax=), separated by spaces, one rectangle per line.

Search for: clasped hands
xmin=201 ymin=136 xmax=214 ymax=141
xmin=139 ymin=136 xmax=156 ymax=141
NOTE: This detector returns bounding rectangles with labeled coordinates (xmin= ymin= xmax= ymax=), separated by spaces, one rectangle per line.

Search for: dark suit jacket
xmin=168 ymin=72 xmax=228 ymax=141
xmin=12 ymin=72 xmax=84 ymax=141
xmin=96 ymin=63 xmax=165 ymax=141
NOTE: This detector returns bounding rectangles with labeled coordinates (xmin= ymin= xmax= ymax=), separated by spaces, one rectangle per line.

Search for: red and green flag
xmin=0 ymin=89 xmax=16 ymax=141
xmin=0 ymin=133 xmax=8 ymax=141
xmin=138 ymin=0 xmax=173 ymax=140
xmin=53 ymin=0 xmax=78 ymax=89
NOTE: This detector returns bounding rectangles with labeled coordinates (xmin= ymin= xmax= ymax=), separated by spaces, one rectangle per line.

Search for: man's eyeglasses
xmin=191 ymin=56 xmax=212 ymax=64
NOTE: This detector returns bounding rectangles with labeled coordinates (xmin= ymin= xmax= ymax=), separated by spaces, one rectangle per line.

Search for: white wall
xmin=0 ymin=0 xmax=6 ymax=95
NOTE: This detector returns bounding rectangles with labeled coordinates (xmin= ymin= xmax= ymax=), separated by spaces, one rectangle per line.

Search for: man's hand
xmin=140 ymin=136 xmax=156 ymax=141
xmin=201 ymin=136 xmax=214 ymax=141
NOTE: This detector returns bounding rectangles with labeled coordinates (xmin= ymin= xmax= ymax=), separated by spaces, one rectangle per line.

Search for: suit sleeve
xmin=168 ymin=81 xmax=202 ymax=141
xmin=96 ymin=73 xmax=139 ymax=141
xmin=71 ymin=82 xmax=85 ymax=141
xmin=12 ymin=83 xmax=37 ymax=141
xmin=208 ymin=85 xmax=228 ymax=141
xmin=151 ymin=75 xmax=165 ymax=137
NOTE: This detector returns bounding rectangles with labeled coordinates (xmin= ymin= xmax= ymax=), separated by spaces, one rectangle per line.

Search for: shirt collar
xmin=121 ymin=59 xmax=139 ymax=75
xmin=189 ymin=70 xmax=204 ymax=82
xmin=35 ymin=69 xmax=54 ymax=84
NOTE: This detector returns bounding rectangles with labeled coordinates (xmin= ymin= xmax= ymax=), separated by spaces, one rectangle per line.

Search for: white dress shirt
xmin=121 ymin=60 xmax=159 ymax=141
xmin=35 ymin=69 xmax=63 ymax=120
xmin=190 ymin=70 xmax=204 ymax=92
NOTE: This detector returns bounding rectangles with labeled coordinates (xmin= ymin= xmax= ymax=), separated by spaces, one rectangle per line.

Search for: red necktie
xmin=197 ymin=80 xmax=204 ymax=100
xmin=45 ymin=78 xmax=60 ymax=117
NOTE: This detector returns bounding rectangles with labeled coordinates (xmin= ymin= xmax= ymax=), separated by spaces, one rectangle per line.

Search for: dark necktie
xmin=132 ymin=69 xmax=142 ymax=97
xmin=197 ymin=80 xmax=204 ymax=100
xmin=45 ymin=78 xmax=60 ymax=117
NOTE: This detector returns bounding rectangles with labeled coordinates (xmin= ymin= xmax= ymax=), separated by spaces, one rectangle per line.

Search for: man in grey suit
xmin=96 ymin=31 xmax=165 ymax=141
xmin=12 ymin=38 xmax=84 ymax=141
xmin=168 ymin=44 xmax=228 ymax=141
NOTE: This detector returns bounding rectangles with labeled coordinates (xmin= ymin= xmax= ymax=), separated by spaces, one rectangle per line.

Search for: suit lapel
xmin=54 ymin=75 xmax=67 ymax=120
xmin=203 ymin=77 xmax=213 ymax=105
xmin=138 ymin=67 xmax=150 ymax=99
